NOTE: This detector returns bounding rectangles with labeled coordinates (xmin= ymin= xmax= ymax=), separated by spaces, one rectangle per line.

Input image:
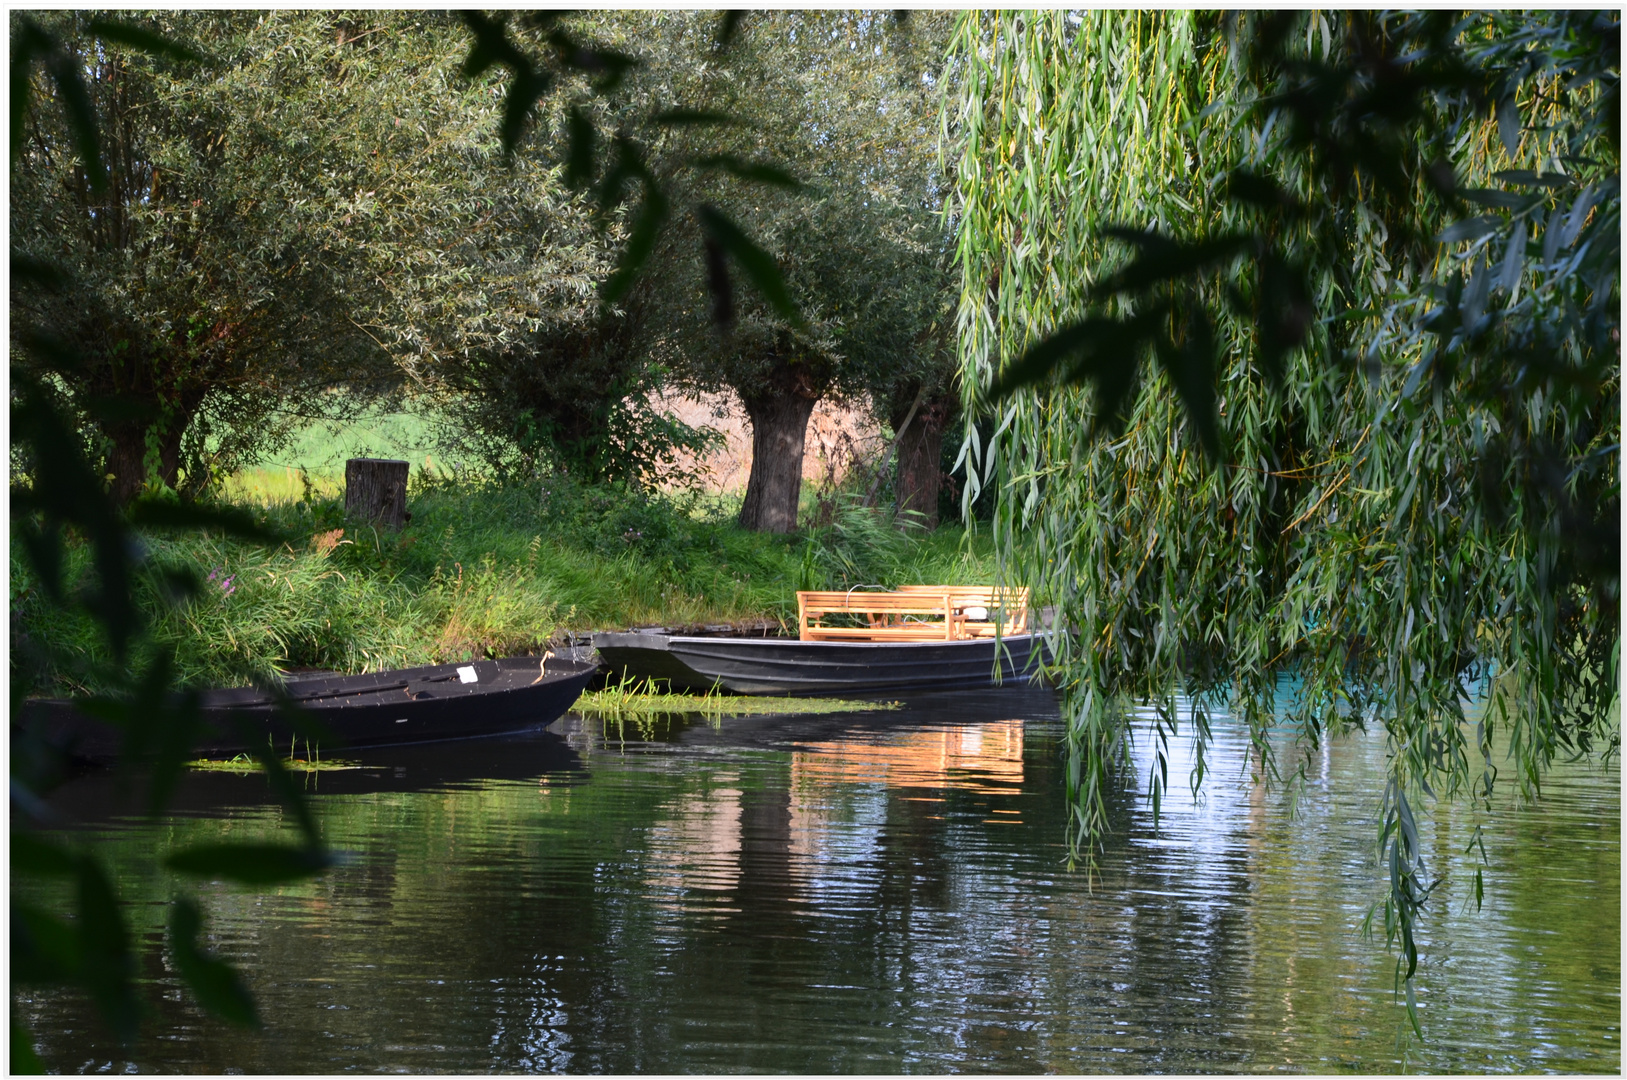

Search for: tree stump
xmin=345 ymin=458 xmax=409 ymax=530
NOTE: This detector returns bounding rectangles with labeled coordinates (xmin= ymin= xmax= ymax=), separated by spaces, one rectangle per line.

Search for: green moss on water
xmin=575 ymin=681 xmax=900 ymax=719
xmin=187 ymin=753 xmax=374 ymax=773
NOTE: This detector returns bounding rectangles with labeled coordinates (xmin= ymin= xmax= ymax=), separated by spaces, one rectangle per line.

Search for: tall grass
xmin=13 ymin=475 xmax=996 ymax=695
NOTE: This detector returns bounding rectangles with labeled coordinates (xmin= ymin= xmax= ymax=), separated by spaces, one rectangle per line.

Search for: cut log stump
xmin=345 ymin=458 xmax=409 ymax=530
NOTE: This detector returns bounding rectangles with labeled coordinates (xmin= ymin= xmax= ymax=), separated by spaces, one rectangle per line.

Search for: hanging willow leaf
xmin=652 ymin=108 xmax=737 ymax=126
xmin=564 ymin=106 xmax=595 ymax=188
xmin=691 ymin=154 xmax=805 ymax=190
xmin=602 ymin=184 xmax=670 ymax=306
xmin=695 ymin=203 xmax=802 ymax=327
xmin=84 ymin=18 xmax=208 ymax=65
xmin=167 ymin=843 xmax=334 ymax=885
xmin=168 ymin=900 xmax=258 ymax=1027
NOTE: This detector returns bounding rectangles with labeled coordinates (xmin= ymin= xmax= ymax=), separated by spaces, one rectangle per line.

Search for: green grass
xmin=13 ymin=475 xmax=997 ymax=696
xmin=576 ymin=677 xmax=901 ymax=719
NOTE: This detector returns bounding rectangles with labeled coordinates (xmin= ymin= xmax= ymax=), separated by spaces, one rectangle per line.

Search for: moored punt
xmin=596 ymin=586 xmax=1045 ymax=695
xmin=590 ymin=630 xmax=1048 ymax=696
xmin=21 ymin=655 xmax=597 ymax=765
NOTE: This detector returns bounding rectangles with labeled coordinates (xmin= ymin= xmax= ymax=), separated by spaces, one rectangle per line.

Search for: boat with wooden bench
xmin=593 ymin=586 xmax=1046 ymax=696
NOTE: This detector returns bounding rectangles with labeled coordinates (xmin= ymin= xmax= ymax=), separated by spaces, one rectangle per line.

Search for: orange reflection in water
xmin=791 ymin=719 xmax=1025 ymax=797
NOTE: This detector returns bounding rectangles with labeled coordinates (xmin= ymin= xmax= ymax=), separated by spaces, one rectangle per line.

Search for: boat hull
xmin=21 ymin=656 xmax=597 ymax=764
xmin=592 ymin=631 xmax=1048 ymax=695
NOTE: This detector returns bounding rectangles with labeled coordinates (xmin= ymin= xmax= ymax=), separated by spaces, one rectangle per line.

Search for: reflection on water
xmin=14 ymin=687 xmax=1620 ymax=1073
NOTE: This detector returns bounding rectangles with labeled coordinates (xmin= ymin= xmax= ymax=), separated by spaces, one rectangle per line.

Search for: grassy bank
xmin=12 ymin=475 xmax=995 ymax=696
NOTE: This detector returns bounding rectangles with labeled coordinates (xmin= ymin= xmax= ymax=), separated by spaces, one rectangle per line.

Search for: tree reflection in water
xmin=13 ymin=688 xmax=1618 ymax=1073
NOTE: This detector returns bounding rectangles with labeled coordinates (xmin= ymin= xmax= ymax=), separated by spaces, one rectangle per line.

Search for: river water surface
xmin=16 ymin=687 xmax=1620 ymax=1073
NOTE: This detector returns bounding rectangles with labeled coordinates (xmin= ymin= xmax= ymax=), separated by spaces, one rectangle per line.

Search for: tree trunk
xmin=103 ymin=399 xmax=198 ymax=506
xmin=737 ymin=381 xmax=821 ymax=533
xmin=105 ymin=427 xmax=149 ymax=507
xmin=345 ymin=458 xmax=410 ymax=529
xmin=892 ymin=392 xmax=953 ymax=530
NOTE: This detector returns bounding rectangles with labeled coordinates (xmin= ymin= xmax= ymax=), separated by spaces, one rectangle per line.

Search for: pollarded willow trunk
xmin=103 ymin=400 xmax=199 ymax=506
xmin=736 ymin=371 xmax=823 ymax=533
xmin=891 ymin=392 xmax=953 ymax=530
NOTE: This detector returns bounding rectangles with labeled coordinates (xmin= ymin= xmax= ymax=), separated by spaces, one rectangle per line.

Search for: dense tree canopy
xmin=947 ymin=9 xmax=1618 ymax=1015
xmin=11 ymin=10 xmax=607 ymax=500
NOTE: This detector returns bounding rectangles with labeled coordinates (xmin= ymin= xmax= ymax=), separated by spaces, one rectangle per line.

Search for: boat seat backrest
xmin=795 ymin=587 xmax=1030 ymax=642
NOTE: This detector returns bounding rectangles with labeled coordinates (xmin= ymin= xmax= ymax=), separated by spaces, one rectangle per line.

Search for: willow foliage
xmin=947 ymin=10 xmax=1618 ymax=1013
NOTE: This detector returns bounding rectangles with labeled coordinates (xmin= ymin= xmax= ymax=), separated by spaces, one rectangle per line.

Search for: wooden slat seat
xmin=893 ymin=585 xmax=1031 ymax=636
xmin=797 ymin=590 xmax=961 ymax=642
xmin=796 ymin=586 xmax=1032 ymax=642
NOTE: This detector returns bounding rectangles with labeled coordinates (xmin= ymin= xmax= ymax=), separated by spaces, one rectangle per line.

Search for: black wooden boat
xmin=21 ymin=655 xmax=597 ymax=764
xmin=591 ymin=630 xmax=1048 ymax=695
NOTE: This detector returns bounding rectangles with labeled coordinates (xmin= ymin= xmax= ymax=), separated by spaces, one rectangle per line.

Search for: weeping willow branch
xmin=945 ymin=8 xmax=1619 ymax=1031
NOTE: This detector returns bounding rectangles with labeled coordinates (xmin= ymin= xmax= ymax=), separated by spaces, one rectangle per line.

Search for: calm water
xmin=16 ymin=687 xmax=1620 ymax=1073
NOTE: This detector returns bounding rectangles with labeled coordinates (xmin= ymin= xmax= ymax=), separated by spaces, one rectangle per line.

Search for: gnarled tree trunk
xmin=736 ymin=366 xmax=824 ymax=533
xmin=103 ymin=391 xmax=204 ymax=506
xmin=891 ymin=391 xmax=954 ymax=530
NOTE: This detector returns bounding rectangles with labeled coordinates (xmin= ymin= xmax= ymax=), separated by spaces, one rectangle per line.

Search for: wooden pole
xmin=344 ymin=458 xmax=409 ymax=530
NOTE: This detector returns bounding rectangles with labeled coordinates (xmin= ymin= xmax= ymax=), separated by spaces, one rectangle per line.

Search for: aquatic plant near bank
xmin=576 ymin=676 xmax=901 ymax=720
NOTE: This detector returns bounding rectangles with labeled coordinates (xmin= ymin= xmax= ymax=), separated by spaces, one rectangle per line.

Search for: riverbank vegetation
xmin=11 ymin=471 xmax=995 ymax=697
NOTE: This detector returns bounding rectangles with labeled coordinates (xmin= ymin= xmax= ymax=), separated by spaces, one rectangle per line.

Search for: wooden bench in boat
xmin=891 ymin=585 xmax=1031 ymax=637
xmin=797 ymin=590 xmax=961 ymax=641
xmin=796 ymin=586 xmax=1031 ymax=642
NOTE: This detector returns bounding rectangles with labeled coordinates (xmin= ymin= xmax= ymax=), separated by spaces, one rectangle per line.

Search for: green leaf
xmin=1458 ymin=187 xmax=1526 ymax=210
xmin=11 ymin=1009 xmax=45 ymax=1075
xmin=1492 ymin=169 xmax=1574 ymax=189
xmin=653 ymin=108 xmax=738 ymax=127
xmin=1436 ymin=215 xmax=1502 ymax=245
xmin=1094 ymin=229 xmax=1252 ymax=297
xmin=1226 ymin=169 xmax=1307 ymax=216
xmin=715 ymin=10 xmax=746 ymax=48
xmin=564 ymin=106 xmax=595 ymax=189
xmin=1155 ymin=304 xmax=1222 ymax=461
xmin=10 ymin=253 xmax=70 ymax=293
xmin=1255 ymin=255 xmax=1312 ymax=385
xmin=125 ymin=498 xmax=281 ymax=543
xmin=10 ymin=18 xmax=49 ymax=160
xmin=11 ymin=903 xmax=80 ymax=983
xmin=692 ymin=154 xmax=804 ymax=190
xmin=11 ymin=832 xmax=77 ymax=877
xmin=84 ymin=19 xmax=207 ymax=65
xmin=168 ymin=899 xmax=258 ymax=1027
xmin=602 ymin=184 xmax=670 ymax=306
xmin=694 ymin=204 xmax=802 ymax=328
xmin=167 ymin=843 xmax=334 ymax=885
xmin=1496 ymin=95 xmax=1520 ymax=158
xmin=45 ymin=49 xmax=104 ymax=194
xmin=459 ymin=12 xmax=551 ymax=155
xmin=75 ymin=856 xmax=140 ymax=1043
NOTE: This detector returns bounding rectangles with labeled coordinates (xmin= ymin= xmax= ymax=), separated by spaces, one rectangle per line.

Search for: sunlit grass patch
xmin=575 ymin=678 xmax=899 ymax=719
xmin=187 ymin=753 xmax=374 ymax=773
